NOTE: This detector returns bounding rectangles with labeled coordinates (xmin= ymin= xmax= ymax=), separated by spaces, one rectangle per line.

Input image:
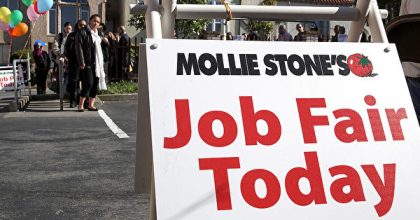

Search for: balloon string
xmin=19 ymin=21 xmax=37 ymax=60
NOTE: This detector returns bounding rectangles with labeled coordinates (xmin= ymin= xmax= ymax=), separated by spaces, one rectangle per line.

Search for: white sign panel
xmin=0 ymin=67 xmax=24 ymax=91
xmin=145 ymin=39 xmax=420 ymax=220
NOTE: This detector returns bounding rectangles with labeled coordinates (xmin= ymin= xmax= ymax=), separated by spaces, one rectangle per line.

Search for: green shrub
xmin=10 ymin=49 xmax=34 ymax=64
xmin=100 ymin=80 xmax=138 ymax=94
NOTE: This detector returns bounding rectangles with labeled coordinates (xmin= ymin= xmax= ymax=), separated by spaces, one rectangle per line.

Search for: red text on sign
xmin=199 ymin=152 xmax=396 ymax=217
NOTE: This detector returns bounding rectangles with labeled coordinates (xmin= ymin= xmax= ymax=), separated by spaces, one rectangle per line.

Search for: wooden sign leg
xmin=149 ymin=171 xmax=157 ymax=220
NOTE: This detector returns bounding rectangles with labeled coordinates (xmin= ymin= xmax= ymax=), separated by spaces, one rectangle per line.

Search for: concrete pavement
xmin=0 ymin=98 xmax=150 ymax=219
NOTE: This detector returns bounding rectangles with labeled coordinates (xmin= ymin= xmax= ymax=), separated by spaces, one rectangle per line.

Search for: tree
xmin=128 ymin=0 xmax=209 ymax=38
xmin=245 ymin=0 xmax=277 ymax=39
xmin=377 ymin=0 xmax=401 ymax=22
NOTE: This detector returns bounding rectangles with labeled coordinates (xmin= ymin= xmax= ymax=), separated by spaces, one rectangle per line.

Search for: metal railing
xmin=57 ymin=60 xmax=65 ymax=111
xmin=0 ymin=55 xmax=31 ymax=111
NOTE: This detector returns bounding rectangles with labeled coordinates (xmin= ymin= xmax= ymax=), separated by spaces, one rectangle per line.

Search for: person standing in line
xmin=241 ymin=33 xmax=248 ymax=41
xmin=276 ymin=25 xmax=292 ymax=41
xmin=247 ymin=32 xmax=258 ymax=41
xmin=52 ymin=22 xmax=73 ymax=59
xmin=33 ymin=40 xmax=51 ymax=95
xmin=226 ymin=32 xmax=233 ymax=40
xmin=294 ymin=23 xmax=307 ymax=41
xmin=331 ymin=25 xmax=340 ymax=42
xmin=64 ymin=20 xmax=86 ymax=108
xmin=117 ymin=26 xmax=130 ymax=79
xmin=75 ymin=14 xmax=107 ymax=112
xmin=52 ymin=22 xmax=73 ymax=92
xmin=399 ymin=0 xmax=420 ymax=122
xmin=99 ymin=22 xmax=110 ymax=82
xmin=106 ymin=32 xmax=118 ymax=81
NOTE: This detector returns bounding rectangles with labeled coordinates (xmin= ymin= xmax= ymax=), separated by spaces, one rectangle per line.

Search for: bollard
xmin=12 ymin=60 xmax=18 ymax=111
xmin=58 ymin=60 xmax=64 ymax=111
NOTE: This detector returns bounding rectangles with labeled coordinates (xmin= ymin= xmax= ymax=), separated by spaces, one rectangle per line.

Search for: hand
xmin=79 ymin=64 xmax=85 ymax=70
xmin=59 ymin=57 xmax=65 ymax=63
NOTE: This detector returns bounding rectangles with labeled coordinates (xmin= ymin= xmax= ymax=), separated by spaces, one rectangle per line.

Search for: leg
xmin=88 ymin=77 xmax=99 ymax=110
xmin=40 ymin=70 xmax=48 ymax=94
xmin=79 ymin=67 xmax=94 ymax=111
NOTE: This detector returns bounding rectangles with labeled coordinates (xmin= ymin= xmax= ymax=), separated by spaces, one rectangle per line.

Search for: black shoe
xmin=87 ymin=107 xmax=98 ymax=111
xmin=78 ymin=108 xmax=85 ymax=112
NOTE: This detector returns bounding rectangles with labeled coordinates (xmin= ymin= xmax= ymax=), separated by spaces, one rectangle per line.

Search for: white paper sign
xmin=145 ymin=39 xmax=420 ymax=220
xmin=0 ymin=67 xmax=24 ymax=91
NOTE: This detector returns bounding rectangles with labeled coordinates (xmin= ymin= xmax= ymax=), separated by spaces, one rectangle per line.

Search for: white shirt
xmin=399 ymin=0 xmax=420 ymax=78
xmin=89 ymin=28 xmax=107 ymax=90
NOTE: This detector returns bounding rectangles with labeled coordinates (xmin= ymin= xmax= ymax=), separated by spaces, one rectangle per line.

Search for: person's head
xmin=63 ymin=22 xmax=72 ymax=34
xmin=339 ymin=26 xmax=346 ymax=34
xmin=226 ymin=32 xmax=233 ymax=40
xmin=106 ymin=31 xmax=116 ymax=41
xmin=296 ymin=24 xmax=304 ymax=33
xmin=334 ymin=25 xmax=340 ymax=34
xmin=77 ymin=19 xmax=87 ymax=31
xmin=278 ymin=25 xmax=286 ymax=34
xmin=34 ymin=44 xmax=41 ymax=51
xmin=249 ymin=33 xmax=258 ymax=41
xmin=118 ymin=26 xmax=126 ymax=34
xmin=89 ymin=14 xmax=101 ymax=30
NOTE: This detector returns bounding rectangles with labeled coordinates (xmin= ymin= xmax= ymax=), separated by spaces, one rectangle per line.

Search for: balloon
xmin=36 ymin=0 xmax=53 ymax=13
xmin=0 ymin=20 xmax=8 ymax=31
xmin=10 ymin=10 xmax=23 ymax=26
xmin=22 ymin=0 xmax=34 ymax=7
xmin=27 ymin=5 xmax=40 ymax=22
xmin=34 ymin=1 xmax=47 ymax=15
xmin=10 ymin=22 xmax=28 ymax=37
xmin=0 ymin=7 xmax=11 ymax=23
xmin=8 ymin=21 xmax=15 ymax=29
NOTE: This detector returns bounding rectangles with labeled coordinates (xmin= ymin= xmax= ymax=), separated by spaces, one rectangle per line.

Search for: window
xmin=61 ymin=6 xmax=78 ymax=27
xmin=81 ymin=5 xmax=90 ymax=21
xmin=1 ymin=0 xmax=19 ymax=10
xmin=48 ymin=0 xmax=90 ymax=35
xmin=49 ymin=4 xmax=56 ymax=34
xmin=206 ymin=0 xmax=223 ymax=32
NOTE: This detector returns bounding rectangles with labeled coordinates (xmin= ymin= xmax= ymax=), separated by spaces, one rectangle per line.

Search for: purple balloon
xmin=0 ymin=20 xmax=8 ymax=31
xmin=27 ymin=4 xmax=40 ymax=22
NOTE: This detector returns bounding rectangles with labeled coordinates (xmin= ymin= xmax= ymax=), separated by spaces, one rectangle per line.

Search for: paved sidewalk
xmin=0 ymin=98 xmax=150 ymax=219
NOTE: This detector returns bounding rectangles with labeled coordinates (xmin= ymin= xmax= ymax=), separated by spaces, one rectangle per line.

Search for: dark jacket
xmin=64 ymin=32 xmax=78 ymax=66
xmin=33 ymin=50 xmax=51 ymax=72
xmin=75 ymin=28 xmax=95 ymax=67
xmin=118 ymin=33 xmax=130 ymax=67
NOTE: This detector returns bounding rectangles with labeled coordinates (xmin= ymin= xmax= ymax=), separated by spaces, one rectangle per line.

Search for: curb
xmin=0 ymin=94 xmax=137 ymax=112
xmin=97 ymin=94 xmax=138 ymax=102
xmin=0 ymin=96 xmax=30 ymax=112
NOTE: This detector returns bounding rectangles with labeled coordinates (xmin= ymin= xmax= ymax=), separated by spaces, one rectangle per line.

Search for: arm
xmin=75 ymin=31 xmax=85 ymax=69
xmin=46 ymin=52 xmax=52 ymax=70
xmin=51 ymin=34 xmax=61 ymax=57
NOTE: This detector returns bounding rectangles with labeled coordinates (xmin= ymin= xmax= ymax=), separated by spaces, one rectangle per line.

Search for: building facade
xmin=0 ymin=0 xmax=106 ymax=64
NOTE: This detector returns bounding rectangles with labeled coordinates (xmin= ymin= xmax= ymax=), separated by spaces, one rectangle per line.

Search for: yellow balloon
xmin=0 ymin=7 xmax=11 ymax=23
